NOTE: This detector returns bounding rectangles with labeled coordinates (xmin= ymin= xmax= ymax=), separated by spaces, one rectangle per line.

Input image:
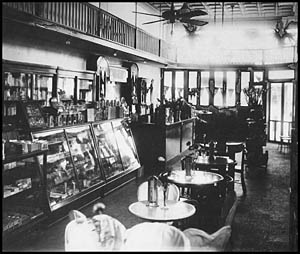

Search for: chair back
xmin=137 ymin=181 xmax=180 ymax=203
xmin=65 ymin=210 xmax=126 ymax=251
xmin=123 ymin=222 xmax=190 ymax=251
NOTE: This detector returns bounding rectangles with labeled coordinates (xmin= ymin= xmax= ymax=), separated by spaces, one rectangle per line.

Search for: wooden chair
xmin=183 ymin=191 xmax=239 ymax=251
xmin=228 ymin=144 xmax=247 ymax=196
xmin=217 ymin=142 xmax=247 ymax=196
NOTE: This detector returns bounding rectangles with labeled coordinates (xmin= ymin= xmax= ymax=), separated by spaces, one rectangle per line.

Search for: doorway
xmin=268 ymin=82 xmax=294 ymax=142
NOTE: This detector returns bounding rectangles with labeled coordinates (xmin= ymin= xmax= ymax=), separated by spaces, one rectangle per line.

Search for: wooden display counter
xmin=130 ymin=118 xmax=196 ymax=176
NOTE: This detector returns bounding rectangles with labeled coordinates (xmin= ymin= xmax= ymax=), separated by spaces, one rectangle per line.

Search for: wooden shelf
xmin=3 ymin=149 xmax=48 ymax=164
xmin=3 ymin=185 xmax=32 ymax=199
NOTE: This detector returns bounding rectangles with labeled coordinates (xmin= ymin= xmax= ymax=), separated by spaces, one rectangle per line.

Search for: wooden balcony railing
xmin=3 ymin=2 xmax=176 ymax=62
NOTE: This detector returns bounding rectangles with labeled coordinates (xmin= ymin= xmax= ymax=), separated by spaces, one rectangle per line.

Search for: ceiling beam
xmin=238 ymin=2 xmax=246 ymax=16
xmin=257 ymin=2 xmax=262 ymax=16
xmin=225 ymin=3 xmax=236 ymax=17
xmin=293 ymin=2 xmax=298 ymax=18
xmin=201 ymin=2 xmax=214 ymax=16
xmin=164 ymin=2 xmax=171 ymax=8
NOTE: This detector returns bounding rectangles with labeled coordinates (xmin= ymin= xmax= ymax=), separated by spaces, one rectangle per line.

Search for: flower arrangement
xmin=243 ymin=85 xmax=267 ymax=107
xmin=159 ymin=98 xmax=183 ymax=112
xmin=188 ymin=88 xmax=200 ymax=97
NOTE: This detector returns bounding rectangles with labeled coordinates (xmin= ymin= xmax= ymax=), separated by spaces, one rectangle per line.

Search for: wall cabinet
xmin=3 ymin=61 xmax=56 ymax=106
xmin=3 ymin=120 xmax=140 ymax=245
xmin=2 ymin=60 xmax=142 ymax=244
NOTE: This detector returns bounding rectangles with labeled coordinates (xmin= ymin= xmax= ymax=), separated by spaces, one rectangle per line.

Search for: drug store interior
xmin=2 ymin=2 xmax=298 ymax=252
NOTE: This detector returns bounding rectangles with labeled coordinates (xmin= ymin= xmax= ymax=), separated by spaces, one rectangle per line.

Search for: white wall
xmin=3 ymin=33 xmax=87 ymax=70
xmin=137 ymin=62 xmax=162 ymax=105
xmin=164 ymin=20 xmax=297 ymax=65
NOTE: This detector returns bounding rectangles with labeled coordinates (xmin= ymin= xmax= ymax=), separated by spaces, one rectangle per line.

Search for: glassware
xmin=185 ymin=156 xmax=192 ymax=176
xmin=147 ymin=176 xmax=159 ymax=207
xmin=161 ymin=183 xmax=169 ymax=210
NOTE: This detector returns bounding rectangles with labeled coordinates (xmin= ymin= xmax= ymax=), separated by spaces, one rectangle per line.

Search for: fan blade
xmin=143 ymin=19 xmax=166 ymax=25
xmin=177 ymin=9 xmax=208 ymax=19
xmin=132 ymin=11 xmax=162 ymax=18
xmin=181 ymin=19 xmax=208 ymax=26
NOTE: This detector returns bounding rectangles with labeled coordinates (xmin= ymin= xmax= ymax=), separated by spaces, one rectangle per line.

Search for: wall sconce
xmin=113 ymin=51 xmax=117 ymax=57
xmin=65 ymin=39 xmax=71 ymax=45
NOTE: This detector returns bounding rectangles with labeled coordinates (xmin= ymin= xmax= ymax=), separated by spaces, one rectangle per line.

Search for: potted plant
xmin=243 ymin=85 xmax=267 ymax=121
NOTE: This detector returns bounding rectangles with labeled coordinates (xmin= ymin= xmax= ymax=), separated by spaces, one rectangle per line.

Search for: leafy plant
xmin=243 ymin=86 xmax=267 ymax=107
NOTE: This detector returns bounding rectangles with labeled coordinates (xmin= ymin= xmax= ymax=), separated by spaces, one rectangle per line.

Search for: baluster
xmin=84 ymin=4 xmax=87 ymax=33
xmin=66 ymin=2 xmax=70 ymax=27
xmin=55 ymin=2 xmax=59 ymax=23
xmin=75 ymin=2 xmax=78 ymax=30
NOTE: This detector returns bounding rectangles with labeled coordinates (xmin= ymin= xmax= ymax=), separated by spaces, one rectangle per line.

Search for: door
xmin=268 ymin=82 xmax=294 ymax=142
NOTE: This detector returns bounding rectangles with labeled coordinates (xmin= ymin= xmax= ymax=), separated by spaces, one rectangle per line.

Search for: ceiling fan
xmin=274 ymin=18 xmax=298 ymax=44
xmin=133 ymin=2 xmax=208 ymax=33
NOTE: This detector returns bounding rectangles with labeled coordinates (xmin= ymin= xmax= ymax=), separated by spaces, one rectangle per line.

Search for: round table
xmin=128 ymin=200 xmax=196 ymax=222
xmin=167 ymin=170 xmax=224 ymax=188
xmin=194 ymin=155 xmax=235 ymax=168
xmin=194 ymin=156 xmax=236 ymax=193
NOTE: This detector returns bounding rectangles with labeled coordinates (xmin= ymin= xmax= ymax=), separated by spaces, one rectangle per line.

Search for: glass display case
xmin=32 ymin=129 xmax=80 ymax=211
xmin=3 ymin=150 xmax=47 ymax=239
xmin=111 ymin=120 xmax=140 ymax=171
xmin=92 ymin=121 xmax=124 ymax=179
xmin=65 ymin=125 xmax=104 ymax=188
xmin=31 ymin=121 xmax=141 ymax=212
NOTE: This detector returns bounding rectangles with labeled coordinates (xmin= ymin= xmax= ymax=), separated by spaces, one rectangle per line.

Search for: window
xmin=200 ymin=71 xmax=209 ymax=106
xmin=268 ymin=70 xmax=294 ymax=80
xmin=163 ymin=71 xmax=172 ymax=100
xmin=188 ymin=71 xmax=197 ymax=105
xmin=58 ymin=77 xmax=74 ymax=100
xmin=175 ymin=71 xmax=184 ymax=99
xmin=270 ymin=83 xmax=282 ymax=141
xmin=240 ymin=72 xmax=250 ymax=106
xmin=283 ymin=82 xmax=293 ymax=136
xmin=214 ymin=71 xmax=223 ymax=107
xmin=226 ymin=71 xmax=236 ymax=107
xmin=254 ymin=71 xmax=264 ymax=82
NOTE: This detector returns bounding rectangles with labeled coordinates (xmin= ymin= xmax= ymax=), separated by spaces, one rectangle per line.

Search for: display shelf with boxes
xmin=31 ymin=128 xmax=82 ymax=211
xmin=64 ymin=125 xmax=105 ymax=190
xmin=92 ymin=120 xmax=124 ymax=180
xmin=2 ymin=60 xmax=56 ymax=106
xmin=2 ymin=149 xmax=48 ymax=244
xmin=31 ymin=121 xmax=141 ymax=216
xmin=111 ymin=119 xmax=141 ymax=171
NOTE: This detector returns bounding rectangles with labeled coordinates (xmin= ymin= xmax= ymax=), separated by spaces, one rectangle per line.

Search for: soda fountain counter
xmin=130 ymin=117 xmax=196 ymax=176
